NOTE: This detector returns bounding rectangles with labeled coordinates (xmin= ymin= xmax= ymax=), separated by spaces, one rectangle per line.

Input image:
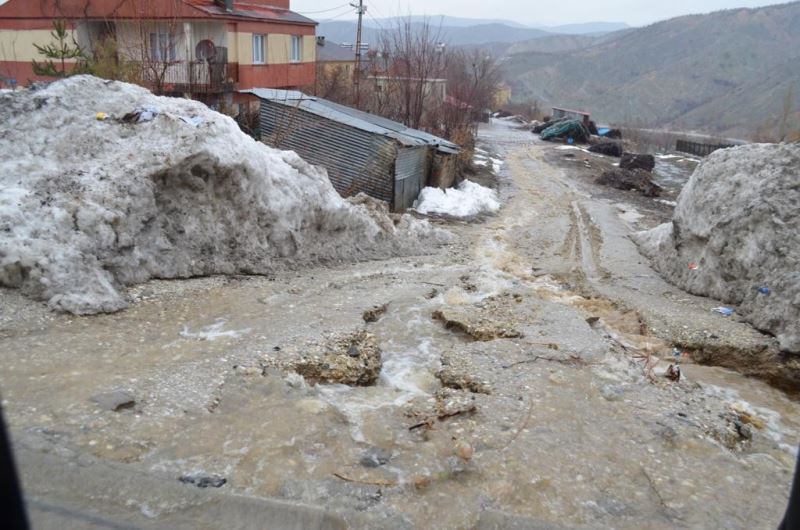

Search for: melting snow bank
xmin=632 ymin=143 xmax=800 ymax=352
xmin=473 ymin=149 xmax=504 ymax=173
xmin=413 ymin=180 xmax=501 ymax=218
xmin=0 ymin=76 xmax=450 ymax=314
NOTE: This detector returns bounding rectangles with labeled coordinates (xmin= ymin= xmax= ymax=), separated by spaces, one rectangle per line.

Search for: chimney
xmin=316 ymin=36 xmax=326 ymax=47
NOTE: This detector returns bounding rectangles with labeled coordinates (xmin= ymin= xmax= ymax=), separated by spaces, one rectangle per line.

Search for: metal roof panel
xmin=241 ymin=89 xmax=456 ymax=149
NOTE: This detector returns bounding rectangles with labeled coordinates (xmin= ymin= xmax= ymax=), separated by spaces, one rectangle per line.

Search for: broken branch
xmin=332 ymin=472 xmax=397 ymax=487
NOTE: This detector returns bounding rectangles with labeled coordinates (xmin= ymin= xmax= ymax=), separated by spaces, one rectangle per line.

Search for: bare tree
xmin=439 ymin=49 xmax=501 ymax=137
xmin=138 ymin=0 xmax=183 ymax=95
xmin=371 ymin=17 xmax=446 ymax=129
xmin=312 ymin=62 xmax=353 ymax=104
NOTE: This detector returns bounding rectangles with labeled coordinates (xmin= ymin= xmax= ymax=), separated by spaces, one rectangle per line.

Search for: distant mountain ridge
xmin=317 ymin=20 xmax=551 ymax=47
xmin=502 ymin=2 xmax=800 ymax=138
xmin=316 ymin=17 xmax=629 ymax=48
xmin=359 ymin=16 xmax=629 ymax=34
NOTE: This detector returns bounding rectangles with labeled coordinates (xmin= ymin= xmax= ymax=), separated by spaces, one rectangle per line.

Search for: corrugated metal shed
xmin=241 ymin=89 xmax=459 ymax=211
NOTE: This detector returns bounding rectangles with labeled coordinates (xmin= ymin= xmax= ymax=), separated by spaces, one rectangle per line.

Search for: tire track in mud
xmin=495 ymin=145 xmax=670 ymax=362
xmin=507 ymin=144 xmax=794 ymax=391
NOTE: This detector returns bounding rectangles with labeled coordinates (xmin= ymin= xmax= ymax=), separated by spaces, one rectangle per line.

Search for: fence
xmin=676 ymin=139 xmax=736 ymax=157
xmin=142 ymin=61 xmax=236 ymax=93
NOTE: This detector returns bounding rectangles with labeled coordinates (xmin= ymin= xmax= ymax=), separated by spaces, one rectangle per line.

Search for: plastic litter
xmin=712 ymin=307 xmax=734 ymax=316
xmin=179 ymin=115 xmax=204 ymax=127
xmin=95 ymin=112 xmax=108 ymax=121
xmin=688 ymin=262 xmax=699 ymax=270
xmin=758 ymin=287 xmax=771 ymax=295
xmin=665 ymin=364 xmax=681 ymax=382
xmin=122 ymin=105 xmax=158 ymax=124
xmin=672 ymin=348 xmax=690 ymax=359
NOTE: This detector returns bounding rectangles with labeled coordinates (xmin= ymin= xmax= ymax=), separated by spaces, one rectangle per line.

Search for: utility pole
xmin=351 ymin=0 xmax=366 ymax=108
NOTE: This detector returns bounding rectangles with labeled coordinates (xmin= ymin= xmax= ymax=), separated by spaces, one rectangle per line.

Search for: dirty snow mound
xmin=632 ymin=143 xmax=800 ymax=352
xmin=0 ymin=76 xmax=449 ymax=314
xmin=413 ymin=180 xmax=500 ymax=218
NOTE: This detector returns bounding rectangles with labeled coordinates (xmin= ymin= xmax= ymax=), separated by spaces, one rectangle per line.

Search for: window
xmin=149 ymin=32 xmax=176 ymax=62
xmin=253 ymin=34 xmax=266 ymax=64
xmin=291 ymin=35 xmax=302 ymax=63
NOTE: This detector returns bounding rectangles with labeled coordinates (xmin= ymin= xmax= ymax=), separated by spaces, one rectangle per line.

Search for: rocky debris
xmin=362 ymin=303 xmax=388 ymax=323
xmin=597 ymin=169 xmax=662 ymax=197
xmin=0 ymin=76 xmax=449 ymax=315
xmin=424 ymin=288 xmax=439 ymax=300
xmin=633 ymin=143 xmax=800 ymax=352
xmin=261 ymin=329 xmax=382 ymax=386
xmin=588 ymin=142 xmax=623 ymax=157
xmin=453 ymin=440 xmax=475 ymax=461
xmin=730 ymin=403 xmax=767 ymax=430
xmin=713 ymin=412 xmax=755 ymax=450
xmin=90 ymin=390 xmax=135 ymax=411
xmin=436 ymin=352 xmax=492 ymax=394
xmin=179 ymin=473 xmax=227 ymax=488
xmin=432 ymin=293 xmax=524 ymax=341
xmin=620 ymin=153 xmax=656 ymax=172
xmin=406 ymin=388 xmax=478 ymax=431
xmin=359 ymin=446 xmax=393 ymax=468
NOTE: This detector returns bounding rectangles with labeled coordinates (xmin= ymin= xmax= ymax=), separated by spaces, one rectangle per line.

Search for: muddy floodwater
xmin=1 ymin=119 xmax=797 ymax=529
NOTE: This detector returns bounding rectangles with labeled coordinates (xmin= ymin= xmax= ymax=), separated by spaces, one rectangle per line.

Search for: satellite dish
xmin=195 ymin=40 xmax=217 ymax=61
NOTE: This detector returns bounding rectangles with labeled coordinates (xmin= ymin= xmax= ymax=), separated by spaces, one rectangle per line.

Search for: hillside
xmin=502 ymin=2 xmax=800 ymax=138
xmin=317 ymin=20 xmax=552 ymax=47
xmin=543 ymin=21 xmax=629 ymax=35
xmin=506 ymin=34 xmax=602 ymax=54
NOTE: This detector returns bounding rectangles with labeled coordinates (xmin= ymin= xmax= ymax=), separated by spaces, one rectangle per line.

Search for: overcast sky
xmin=292 ymin=0 xmax=786 ymax=27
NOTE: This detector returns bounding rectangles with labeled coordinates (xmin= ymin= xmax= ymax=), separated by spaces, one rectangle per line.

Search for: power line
xmin=366 ymin=10 xmax=385 ymax=31
xmin=297 ymin=3 xmax=349 ymax=15
xmin=316 ymin=6 xmax=357 ymax=21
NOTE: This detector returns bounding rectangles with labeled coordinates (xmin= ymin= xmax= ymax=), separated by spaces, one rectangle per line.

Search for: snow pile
xmin=0 ymin=76 xmax=449 ymax=314
xmin=413 ymin=180 xmax=500 ymax=218
xmin=633 ymin=143 xmax=800 ymax=352
xmin=473 ymin=149 xmax=504 ymax=174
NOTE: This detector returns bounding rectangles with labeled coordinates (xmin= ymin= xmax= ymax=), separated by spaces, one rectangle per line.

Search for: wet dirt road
xmin=1 ymin=120 xmax=798 ymax=529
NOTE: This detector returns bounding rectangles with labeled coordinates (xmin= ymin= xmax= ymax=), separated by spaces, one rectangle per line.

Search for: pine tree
xmin=32 ymin=20 xmax=90 ymax=78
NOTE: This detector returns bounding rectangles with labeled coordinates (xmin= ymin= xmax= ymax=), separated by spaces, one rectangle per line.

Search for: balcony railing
xmin=141 ymin=61 xmax=237 ymax=93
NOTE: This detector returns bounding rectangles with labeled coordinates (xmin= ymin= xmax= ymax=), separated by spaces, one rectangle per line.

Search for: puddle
xmin=614 ymin=203 xmax=644 ymax=224
xmin=653 ymin=156 xmax=699 ymax=192
xmin=180 ymin=319 xmax=252 ymax=341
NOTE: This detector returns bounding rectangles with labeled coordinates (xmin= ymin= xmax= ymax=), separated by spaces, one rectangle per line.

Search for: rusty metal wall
xmin=394 ymin=147 xmax=430 ymax=212
xmin=259 ymin=101 xmax=398 ymax=203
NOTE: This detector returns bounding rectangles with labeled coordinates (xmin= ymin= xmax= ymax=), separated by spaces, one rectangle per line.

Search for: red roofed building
xmin=0 ymin=0 xmax=317 ymax=105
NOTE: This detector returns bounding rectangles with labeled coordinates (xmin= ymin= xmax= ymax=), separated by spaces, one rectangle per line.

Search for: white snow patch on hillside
xmin=413 ymin=180 xmax=501 ymax=218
